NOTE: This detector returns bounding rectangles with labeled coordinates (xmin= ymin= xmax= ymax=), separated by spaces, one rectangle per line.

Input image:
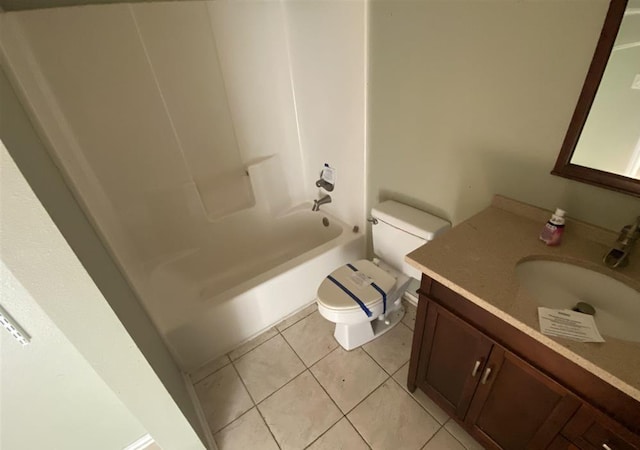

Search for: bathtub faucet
xmin=312 ymin=194 xmax=332 ymax=212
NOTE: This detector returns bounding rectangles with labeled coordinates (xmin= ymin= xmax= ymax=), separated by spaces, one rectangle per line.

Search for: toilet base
xmin=333 ymin=305 xmax=405 ymax=350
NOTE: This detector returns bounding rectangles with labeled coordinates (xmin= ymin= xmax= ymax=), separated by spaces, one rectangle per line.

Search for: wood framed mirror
xmin=552 ymin=0 xmax=640 ymax=197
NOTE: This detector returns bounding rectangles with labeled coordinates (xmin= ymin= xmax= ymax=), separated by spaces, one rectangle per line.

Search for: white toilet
xmin=316 ymin=200 xmax=450 ymax=350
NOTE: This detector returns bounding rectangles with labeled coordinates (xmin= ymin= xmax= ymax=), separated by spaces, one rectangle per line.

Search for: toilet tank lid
xmin=371 ymin=200 xmax=451 ymax=240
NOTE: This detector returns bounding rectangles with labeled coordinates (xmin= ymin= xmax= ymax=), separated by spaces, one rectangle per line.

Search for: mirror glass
xmin=569 ymin=1 xmax=640 ymax=179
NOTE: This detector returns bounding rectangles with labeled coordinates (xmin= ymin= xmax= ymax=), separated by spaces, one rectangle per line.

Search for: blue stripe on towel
xmin=326 ymin=275 xmax=372 ymax=317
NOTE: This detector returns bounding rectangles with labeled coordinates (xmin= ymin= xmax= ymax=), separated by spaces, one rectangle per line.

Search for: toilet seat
xmin=317 ymin=260 xmax=396 ymax=315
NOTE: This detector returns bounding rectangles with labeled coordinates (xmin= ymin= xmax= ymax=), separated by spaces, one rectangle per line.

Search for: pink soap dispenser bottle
xmin=540 ymin=208 xmax=565 ymax=246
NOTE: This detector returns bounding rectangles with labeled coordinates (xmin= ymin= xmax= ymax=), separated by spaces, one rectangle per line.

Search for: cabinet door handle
xmin=480 ymin=367 xmax=492 ymax=384
xmin=471 ymin=360 xmax=482 ymax=377
xmin=602 ymin=444 xmax=613 ymax=450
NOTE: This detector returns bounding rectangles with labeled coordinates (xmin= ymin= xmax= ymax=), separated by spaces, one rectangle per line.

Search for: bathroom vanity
xmin=406 ymin=196 xmax=640 ymax=450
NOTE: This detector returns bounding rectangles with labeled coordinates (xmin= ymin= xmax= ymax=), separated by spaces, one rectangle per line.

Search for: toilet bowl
xmin=317 ymin=259 xmax=411 ymax=350
xmin=316 ymin=200 xmax=450 ymax=350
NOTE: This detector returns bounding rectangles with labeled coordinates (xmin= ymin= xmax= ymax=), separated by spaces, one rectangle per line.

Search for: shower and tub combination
xmin=154 ymin=209 xmax=362 ymax=368
xmin=2 ymin=1 xmax=367 ymax=370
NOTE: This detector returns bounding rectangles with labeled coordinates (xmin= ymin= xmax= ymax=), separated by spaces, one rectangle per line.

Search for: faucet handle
xmin=619 ymin=221 xmax=640 ymax=243
xmin=315 ymin=179 xmax=334 ymax=192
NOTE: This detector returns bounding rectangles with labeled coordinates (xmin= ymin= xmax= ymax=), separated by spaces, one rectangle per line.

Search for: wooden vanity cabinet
xmin=560 ymin=404 xmax=640 ymax=450
xmin=466 ymin=345 xmax=583 ymax=450
xmin=417 ymin=300 xmax=492 ymax=418
xmin=417 ymin=301 xmax=581 ymax=449
xmin=408 ymin=276 xmax=640 ymax=450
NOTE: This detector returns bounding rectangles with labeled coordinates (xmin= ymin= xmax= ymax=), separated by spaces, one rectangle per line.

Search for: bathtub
xmin=147 ymin=207 xmax=364 ymax=371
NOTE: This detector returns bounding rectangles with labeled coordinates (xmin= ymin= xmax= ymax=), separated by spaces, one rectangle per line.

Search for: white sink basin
xmin=515 ymin=260 xmax=640 ymax=343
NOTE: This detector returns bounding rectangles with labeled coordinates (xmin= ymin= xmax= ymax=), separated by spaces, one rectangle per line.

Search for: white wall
xmin=0 ymin=142 xmax=205 ymax=449
xmin=368 ymin=0 xmax=640 ymax=232
xmin=0 ymin=261 xmax=147 ymax=450
xmin=0 ymin=65 xmax=206 ymax=448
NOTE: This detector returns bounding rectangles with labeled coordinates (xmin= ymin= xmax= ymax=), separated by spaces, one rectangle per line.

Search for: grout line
xmin=307 ymin=366 xmax=347 ymax=415
xmin=229 ymin=356 xmax=287 ymax=447
xmin=341 ymin=374 xmax=441 ymax=450
xmin=279 ymin=313 xmax=409 ymax=418
xmin=344 ymin=415 xmax=373 ymax=449
xmin=443 ymin=419 xmax=474 ymax=450
xmin=277 ymin=320 xmax=314 ymax=370
xmin=442 ymin=426 xmax=473 ymax=450
xmin=278 ymin=326 xmax=345 ymax=413
xmin=389 ymin=366 xmax=415 ymax=391
xmin=419 ymin=424 xmax=445 ymax=450
xmin=360 ymin=345 xmax=396 ymax=377
xmin=198 ymin=302 xmax=436 ymax=449
xmin=228 ymin=329 xmax=280 ymax=362
xmin=303 ymin=431 xmax=327 ymax=448
xmin=201 ymin=314 xmax=361 ymax=448
xmin=342 ymin=372 xmax=391 ymax=417
xmin=277 ymin=327 xmax=354 ymax=447
xmin=212 ymin=406 xmax=253 ymax=435
xmin=194 ymin=304 xmax=318 ymax=380
xmin=190 ymin=355 xmax=232 ymax=385
xmin=278 ymin=312 xmax=338 ymax=370
xmin=212 ymin=405 xmax=282 ymax=450
xmin=191 ymin=362 xmax=253 ymax=441
xmin=326 ymin=349 xmax=391 ymax=416
xmin=276 ymin=304 xmax=317 ymax=333
xmin=219 ymin=308 xmax=429 ymax=448
xmin=388 ymin=369 xmax=444 ymax=426
xmin=253 ymin=369 xmax=334 ymax=450
xmin=399 ymin=318 xmax=413 ymax=332
xmin=254 ymin=404 xmax=282 ymax=450
xmin=252 ymin=368 xmax=307 ymax=407
xmin=302 ymin=413 xmax=344 ymax=449
xmin=180 ymin=371 xmax=217 ymax=450
xmin=229 ymin=359 xmax=257 ymax=406
xmin=308 ymin=344 xmax=340 ymax=369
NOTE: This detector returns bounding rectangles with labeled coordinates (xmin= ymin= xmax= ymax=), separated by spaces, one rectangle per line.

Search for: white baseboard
xmin=182 ymin=371 xmax=218 ymax=450
xmin=123 ymin=434 xmax=155 ymax=450
xmin=402 ymin=277 xmax=420 ymax=306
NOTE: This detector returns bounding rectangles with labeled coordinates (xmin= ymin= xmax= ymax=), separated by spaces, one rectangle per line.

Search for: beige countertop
xmin=406 ymin=195 xmax=640 ymax=402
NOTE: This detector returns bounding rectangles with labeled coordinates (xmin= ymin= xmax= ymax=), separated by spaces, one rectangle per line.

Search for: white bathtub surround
xmin=163 ymin=212 xmax=364 ymax=370
xmin=283 ymin=1 xmax=367 ymax=228
xmin=2 ymin=1 xmax=367 ymax=372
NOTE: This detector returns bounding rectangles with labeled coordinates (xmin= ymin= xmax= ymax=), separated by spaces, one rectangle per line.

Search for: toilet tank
xmin=371 ymin=201 xmax=450 ymax=280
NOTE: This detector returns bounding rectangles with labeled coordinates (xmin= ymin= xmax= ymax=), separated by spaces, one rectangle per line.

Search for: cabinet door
xmin=465 ymin=346 xmax=581 ymax=450
xmin=561 ymin=404 xmax=640 ymax=450
xmin=417 ymin=301 xmax=493 ymax=419
xmin=548 ymin=435 xmax=581 ymax=450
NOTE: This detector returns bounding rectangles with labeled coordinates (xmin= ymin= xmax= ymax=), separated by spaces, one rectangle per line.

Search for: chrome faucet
xmin=312 ymin=194 xmax=332 ymax=212
xmin=315 ymin=178 xmax=334 ymax=192
xmin=603 ymin=216 xmax=640 ymax=268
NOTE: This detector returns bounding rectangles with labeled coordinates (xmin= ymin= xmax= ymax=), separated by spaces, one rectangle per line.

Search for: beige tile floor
xmin=191 ymin=301 xmax=483 ymax=450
